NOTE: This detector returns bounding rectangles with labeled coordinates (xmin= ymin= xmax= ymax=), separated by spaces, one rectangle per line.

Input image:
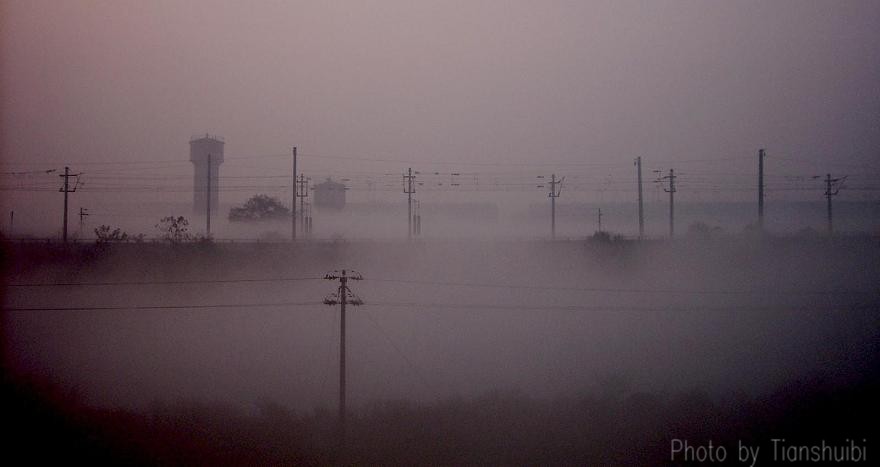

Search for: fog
xmin=5 ymin=239 xmax=879 ymax=409
xmin=2 ymin=1 xmax=879 ymax=464
xmin=3 ymin=237 xmax=879 ymax=462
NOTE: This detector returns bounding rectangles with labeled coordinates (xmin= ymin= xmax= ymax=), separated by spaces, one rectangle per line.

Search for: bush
xmin=94 ymin=225 xmax=143 ymax=243
xmin=589 ymin=231 xmax=624 ymax=243
xmin=229 ymin=194 xmax=290 ymax=222
xmin=155 ymin=216 xmax=192 ymax=244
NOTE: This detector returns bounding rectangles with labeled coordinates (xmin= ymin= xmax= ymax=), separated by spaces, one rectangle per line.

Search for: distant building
xmin=190 ymin=134 xmax=224 ymax=214
xmin=314 ymin=177 xmax=346 ymax=210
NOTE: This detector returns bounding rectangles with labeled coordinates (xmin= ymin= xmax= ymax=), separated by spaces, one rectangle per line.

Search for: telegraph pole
xmin=403 ymin=168 xmax=415 ymax=239
xmin=206 ymin=154 xmax=212 ymax=237
xmin=635 ymin=157 xmax=644 ymax=239
xmin=657 ymin=168 xmax=676 ymax=238
xmin=758 ymin=149 xmax=765 ymax=230
xmin=59 ymin=167 xmax=82 ymax=243
xmin=297 ymin=174 xmax=309 ymax=235
xmin=597 ymin=208 xmax=602 ymax=232
xmin=79 ymin=207 xmax=89 ymax=237
xmin=823 ymin=173 xmax=846 ymax=236
xmin=413 ymin=199 xmax=421 ymax=236
xmin=323 ymin=270 xmax=364 ymax=447
xmin=548 ymin=174 xmax=563 ymax=239
xmin=291 ymin=147 xmax=297 ymax=241
xmin=826 ymin=174 xmax=832 ymax=236
xmin=300 ymin=176 xmax=305 ymax=234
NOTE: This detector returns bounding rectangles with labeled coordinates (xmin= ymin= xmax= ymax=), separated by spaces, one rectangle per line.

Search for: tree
xmin=155 ymin=216 xmax=192 ymax=243
xmin=94 ymin=225 xmax=129 ymax=243
xmin=589 ymin=230 xmax=624 ymax=243
xmin=228 ymin=194 xmax=290 ymax=222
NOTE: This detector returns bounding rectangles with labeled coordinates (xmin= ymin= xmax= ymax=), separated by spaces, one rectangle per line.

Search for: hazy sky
xmin=2 ymin=0 xmax=878 ymax=167
xmin=1 ymin=0 xmax=879 ymax=235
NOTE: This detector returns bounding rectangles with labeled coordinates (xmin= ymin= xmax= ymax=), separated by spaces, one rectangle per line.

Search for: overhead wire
xmin=6 ymin=275 xmax=874 ymax=297
xmin=5 ymin=301 xmax=323 ymax=312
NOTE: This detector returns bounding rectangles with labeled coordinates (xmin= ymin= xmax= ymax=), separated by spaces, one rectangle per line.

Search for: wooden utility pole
xmin=826 ymin=174 xmax=832 ymax=236
xmin=79 ymin=207 xmax=89 ymax=237
xmin=297 ymin=175 xmax=309 ymax=235
xmin=403 ymin=168 xmax=415 ymax=239
xmin=413 ymin=199 xmax=421 ymax=236
xmin=823 ymin=173 xmax=846 ymax=236
xmin=758 ymin=149 xmax=765 ymax=230
xmin=59 ymin=167 xmax=81 ymax=243
xmin=658 ymin=168 xmax=676 ymax=238
xmin=291 ymin=147 xmax=297 ymax=241
xmin=548 ymin=174 xmax=563 ymax=239
xmin=323 ymin=270 xmax=364 ymax=447
xmin=206 ymin=154 xmax=212 ymax=237
xmin=635 ymin=157 xmax=644 ymax=239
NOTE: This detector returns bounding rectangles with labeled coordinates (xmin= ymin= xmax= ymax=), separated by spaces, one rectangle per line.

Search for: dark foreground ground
xmin=2 ymin=236 xmax=878 ymax=465
xmin=1 ymin=369 xmax=878 ymax=466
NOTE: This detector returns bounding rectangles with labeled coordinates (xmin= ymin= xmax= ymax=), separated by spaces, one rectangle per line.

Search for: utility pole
xmin=597 ymin=208 xmax=602 ymax=232
xmin=657 ymin=168 xmax=676 ymax=238
xmin=758 ymin=149 xmax=765 ymax=230
xmin=300 ymin=176 xmax=306 ymax=234
xmin=297 ymin=174 xmax=309 ymax=235
xmin=291 ymin=146 xmax=297 ymax=241
xmin=9 ymin=211 xmax=13 ymax=237
xmin=206 ymin=154 xmax=212 ymax=237
xmin=403 ymin=168 xmax=415 ymax=239
xmin=59 ymin=167 xmax=82 ymax=243
xmin=823 ymin=173 xmax=846 ymax=237
xmin=413 ymin=199 xmax=421 ymax=236
xmin=548 ymin=174 xmax=563 ymax=239
xmin=635 ymin=157 xmax=644 ymax=239
xmin=323 ymin=270 xmax=364 ymax=447
xmin=79 ymin=207 xmax=89 ymax=237
xmin=825 ymin=174 xmax=832 ymax=236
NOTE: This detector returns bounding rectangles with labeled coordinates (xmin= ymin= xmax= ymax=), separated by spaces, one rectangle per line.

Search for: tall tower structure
xmin=190 ymin=134 xmax=224 ymax=214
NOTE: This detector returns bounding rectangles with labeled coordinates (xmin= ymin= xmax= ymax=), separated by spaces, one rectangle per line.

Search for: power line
xmin=6 ymin=275 xmax=872 ymax=297
xmin=6 ymin=276 xmax=324 ymax=287
xmin=363 ymin=277 xmax=872 ymax=297
xmin=4 ymin=301 xmax=323 ymax=312
xmin=7 ymin=301 xmax=872 ymax=314
xmin=362 ymin=302 xmax=874 ymax=313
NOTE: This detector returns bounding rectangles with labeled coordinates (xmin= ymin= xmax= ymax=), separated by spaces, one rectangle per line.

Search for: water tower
xmin=190 ymin=134 xmax=224 ymax=214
